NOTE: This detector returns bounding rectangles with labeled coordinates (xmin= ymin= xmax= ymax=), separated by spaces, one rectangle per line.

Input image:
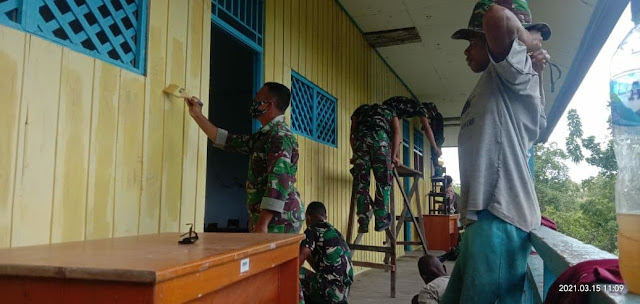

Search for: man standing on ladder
xmin=350 ymin=103 xmax=400 ymax=233
xmin=382 ymin=96 xmax=443 ymax=162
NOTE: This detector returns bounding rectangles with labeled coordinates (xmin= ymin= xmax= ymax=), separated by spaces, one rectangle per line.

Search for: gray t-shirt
xmin=457 ymin=39 xmax=546 ymax=232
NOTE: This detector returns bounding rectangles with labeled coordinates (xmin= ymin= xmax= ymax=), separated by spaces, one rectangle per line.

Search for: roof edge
xmin=540 ymin=0 xmax=630 ymax=143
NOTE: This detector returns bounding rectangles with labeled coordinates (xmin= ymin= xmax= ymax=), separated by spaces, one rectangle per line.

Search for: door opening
xmin=204 ymin=24 xmax=258 ymax=232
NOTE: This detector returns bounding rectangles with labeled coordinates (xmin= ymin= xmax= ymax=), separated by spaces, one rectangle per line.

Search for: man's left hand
xmin=530 ymin=48 xmax=550 ymax=74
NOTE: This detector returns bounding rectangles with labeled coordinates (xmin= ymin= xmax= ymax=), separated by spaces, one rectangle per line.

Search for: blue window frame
xmin=0 ymin=0 xmax=148 ymax=74
xmin=402 ymin=119 xmax=411 ymax=250
xmin=413 ymin=128 xmax=424 ymax=174
xmin=211 ymin=0 xmax=263 ymax=53
xmin=291 ymin=71 xmax=337 ymax=147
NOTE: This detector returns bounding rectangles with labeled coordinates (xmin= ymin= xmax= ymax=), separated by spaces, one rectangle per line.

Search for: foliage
xmin=565 ymin=109 xmax=618 ymax=176
xmin=534 ymin=109 xmax=618 ymax=254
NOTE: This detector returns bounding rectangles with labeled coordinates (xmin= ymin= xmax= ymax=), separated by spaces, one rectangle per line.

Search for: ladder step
xmin=395 ymin=216 xmax=421 ymax=221
xmin=395 ymin=165 xmax=423 ymax=178
xmin=353 ymin=261 xmax=396 ymax=271
xmin=348 ymin=244 xmax=394 ymax=253
xmin=397 ymin=241 xmax=423 ymax=245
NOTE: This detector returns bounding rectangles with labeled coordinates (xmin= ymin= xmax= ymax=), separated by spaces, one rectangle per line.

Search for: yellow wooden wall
xmin=262 ymin=0 xmax=431 ymax=270
xmin=0 ymin=0 xmax=211 ymax=248
xmin=0 ymin=0 xmax=431 ymax=272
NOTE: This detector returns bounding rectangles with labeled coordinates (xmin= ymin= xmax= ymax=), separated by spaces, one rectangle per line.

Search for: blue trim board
xmin=212 ymin=15 xmax=263 ymax=53
xmin=539 ymin=0 xmax=629 ymax=142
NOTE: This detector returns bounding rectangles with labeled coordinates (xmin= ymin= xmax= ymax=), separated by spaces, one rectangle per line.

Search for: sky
xmin=441 ymin=6 xmax=634 ymax=184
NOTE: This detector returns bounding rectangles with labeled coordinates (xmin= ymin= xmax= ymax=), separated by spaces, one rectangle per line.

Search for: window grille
xmin=211 ymin=0 xmax=263 ymax=52
xmin=0 ymin=0 xmax=148 ymax=74
xmin=291 ymin=71 xmax=337 ymax=147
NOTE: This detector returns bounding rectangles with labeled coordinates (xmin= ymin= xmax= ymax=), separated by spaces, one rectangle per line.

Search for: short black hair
xmin=446 ymin=175 xmax=453 ymax=185
xmin=306 ymin=201 xmax=326 ymax=217
xmin=264 ymin=82 xmax=291 ymax=113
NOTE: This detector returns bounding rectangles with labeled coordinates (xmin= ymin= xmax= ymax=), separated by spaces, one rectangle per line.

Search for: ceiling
xmin=338 ymin=0 xmax=626 ymax=147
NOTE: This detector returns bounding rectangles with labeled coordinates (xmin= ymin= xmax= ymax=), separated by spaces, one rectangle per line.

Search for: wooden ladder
xmin=346 ymin=164 xmax=428 ymax=298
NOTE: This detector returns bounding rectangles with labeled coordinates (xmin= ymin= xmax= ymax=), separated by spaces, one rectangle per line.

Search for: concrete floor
xmin=349 ymin=250 xmax=456 ymax=304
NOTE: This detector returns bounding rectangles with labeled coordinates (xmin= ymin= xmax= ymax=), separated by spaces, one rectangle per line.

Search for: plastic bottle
xmin=610 ymin=0 xmax=640 ymax=294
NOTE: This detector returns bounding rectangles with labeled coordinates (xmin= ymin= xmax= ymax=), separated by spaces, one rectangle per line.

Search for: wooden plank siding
xmin=264 ymin=0 xmax=431 ymax=272
xmin=0 ymin=0 xmax=210 ymax=247
xmin=0 ymin=0 xmax=431 ymax=275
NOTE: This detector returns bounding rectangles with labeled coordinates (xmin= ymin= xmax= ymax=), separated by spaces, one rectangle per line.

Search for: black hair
xmin=446 ymin=175 xmax=453 ymax=185
xmin=263 ymin=82 xmax=291 ymax=112
xmin=306 ymin=201 xmax=327 ymax=217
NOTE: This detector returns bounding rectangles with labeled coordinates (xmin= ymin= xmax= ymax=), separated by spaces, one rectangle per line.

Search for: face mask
xmin=249 ymin=100 xmax=269 ymax=118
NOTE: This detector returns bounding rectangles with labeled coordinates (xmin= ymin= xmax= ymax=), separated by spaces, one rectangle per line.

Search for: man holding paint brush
xmin=185 ymin=82 xmax=304 ymax=234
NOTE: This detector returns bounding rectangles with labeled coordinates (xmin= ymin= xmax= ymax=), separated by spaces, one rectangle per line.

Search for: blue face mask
xmin=249 ymin=100 xmax=270 ymax=118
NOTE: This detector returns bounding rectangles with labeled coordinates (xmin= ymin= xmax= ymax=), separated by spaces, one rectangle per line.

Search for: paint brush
xmin=163 ymin=84 xmax=203 ymax=106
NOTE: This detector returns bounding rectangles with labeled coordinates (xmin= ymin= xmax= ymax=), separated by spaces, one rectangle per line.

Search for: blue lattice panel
xmin=212 ymin=0 xmax=263 ymax=51
xmin=291 ymin=76 xmax=314 ymax=138
xmin=315 ymin=94 xmax=336 ymax=146
xmin=0 ymin=0 xmax=21 ymax=27
xmin=32 ymin=0 xmax=142 ymax=71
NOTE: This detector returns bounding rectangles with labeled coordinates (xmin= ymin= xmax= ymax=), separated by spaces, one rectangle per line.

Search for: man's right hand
xmin=184 ymin=96 xmax=203 ymax=118
xmin=434 ymin=147 xmax=442 ymax=158
xmin=525 ymin=30 xmax=544 ymax=54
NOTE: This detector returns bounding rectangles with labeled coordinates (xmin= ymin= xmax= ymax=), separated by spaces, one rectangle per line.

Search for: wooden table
xmin=0 ymin=233 xmax=303 ymax=303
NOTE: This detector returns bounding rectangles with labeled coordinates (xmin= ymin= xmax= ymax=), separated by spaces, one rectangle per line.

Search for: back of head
xmin=446 ymin=175 xmax=453 ymax=186
xmin=418 ymin=254 xmax=447 ymax=284
xmin=306 ymin=201 xmax=327 ymax=218
xmin=264 ymin=82 xmax=291 ymax=113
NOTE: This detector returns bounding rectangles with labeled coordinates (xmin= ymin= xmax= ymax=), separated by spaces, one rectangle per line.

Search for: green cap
xmin=452 ymin=0 xmax=552 ymax=41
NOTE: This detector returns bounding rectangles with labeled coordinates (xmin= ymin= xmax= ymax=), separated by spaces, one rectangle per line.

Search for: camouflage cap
xmin=452 ymin=0 xmax=551 ymax=41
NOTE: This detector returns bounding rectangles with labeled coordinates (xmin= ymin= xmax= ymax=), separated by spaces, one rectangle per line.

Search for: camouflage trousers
xmin=299 ymin=267 xmax=349 ymax=304
xmin=350 ymin=132 xmax=392 ymax=226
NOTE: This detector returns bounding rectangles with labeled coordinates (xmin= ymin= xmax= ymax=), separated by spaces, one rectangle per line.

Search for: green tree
xmin=533 ymin=143 xmax=581 ymax=214
xmin=565 ymin=109 xmax=618 ymax=176
xmin=534 ymin=108 xmax=619 ymax=254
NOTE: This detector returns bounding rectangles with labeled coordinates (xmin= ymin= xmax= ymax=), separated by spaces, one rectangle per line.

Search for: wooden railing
xmin=523 ymin=226 xmax=640 ymax=303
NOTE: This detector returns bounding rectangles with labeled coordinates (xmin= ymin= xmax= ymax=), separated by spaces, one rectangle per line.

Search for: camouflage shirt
xmin=301 ymin=221 xmax=354 ymax=286
xmin=382 ymin=96 xmax=429 ymax=119
xmin=351 ymin=103 xmax=395 ymax=141
xmin=215 ymin=115 xmax=305 ymax=233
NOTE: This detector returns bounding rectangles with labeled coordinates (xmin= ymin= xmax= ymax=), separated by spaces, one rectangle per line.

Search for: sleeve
xmin=214 ymin=128 xmax=253 ymax=155
xmin=260 ymin=132 xmax=296 ymax=213
xmin=489 ymin=39 xmax=537 ymax=89
xmin=300 ymin=227 xmax=316 ymax=252
xmin=417 ymin=284 xmax=440 ymax=304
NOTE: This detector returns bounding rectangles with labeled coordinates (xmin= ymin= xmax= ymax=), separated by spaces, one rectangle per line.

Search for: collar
xmin=260 ymin=115 xmax=285 ymax=133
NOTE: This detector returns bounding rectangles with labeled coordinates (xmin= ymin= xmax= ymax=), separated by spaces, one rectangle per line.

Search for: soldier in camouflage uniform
xmin=382 ymin=96 xmax=442 ymax=160
xmin=350 ymin=103 xmax=399 ymax=233
xmin=299 ymin=201 xmax=353 ymax=304
xmin=184 ymin=82 xmax=304 ymax=233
